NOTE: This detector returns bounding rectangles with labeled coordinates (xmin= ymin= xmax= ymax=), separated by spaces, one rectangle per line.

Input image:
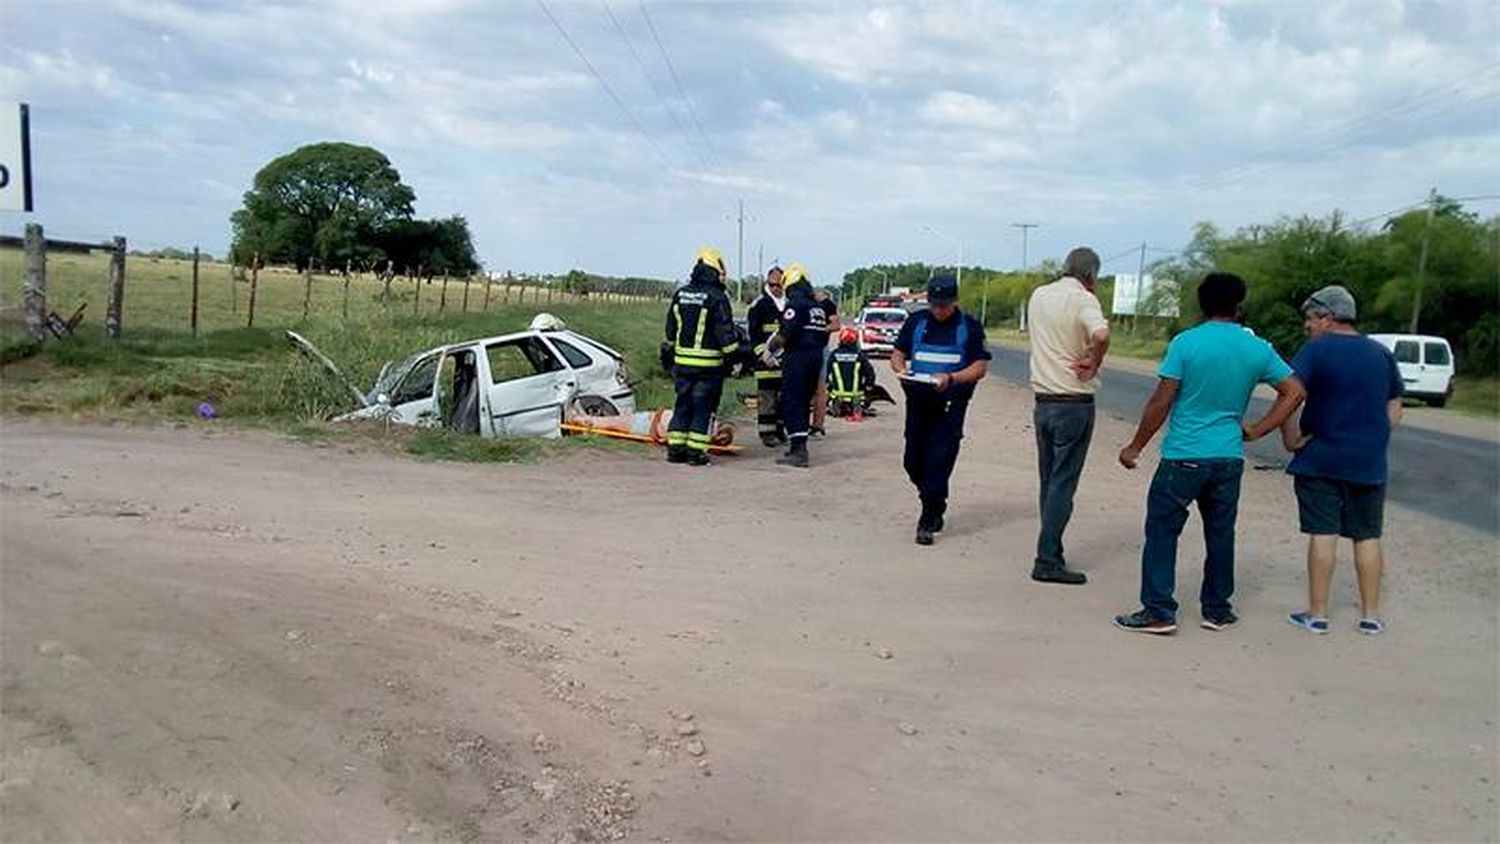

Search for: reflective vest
xmin=670 ymin=286 xmax=737 ymax=370
xmin=829 ymin=350 xmax=864 ymax=399
xmin=909 ymin=313 xmax=969 ymax=375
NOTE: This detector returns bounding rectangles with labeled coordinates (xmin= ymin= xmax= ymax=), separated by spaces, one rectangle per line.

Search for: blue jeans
xmin=1033 ymin=401 xmax=1095 ymax=569
xmin=1140 ymin=458 xmax=1244 ymax=621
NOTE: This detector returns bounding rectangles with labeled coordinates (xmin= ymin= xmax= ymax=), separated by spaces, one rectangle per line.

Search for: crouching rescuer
xmin=664 ymin=247 xmax=741 ymax=466
xmin=827 ymin=327 xmax=876 ymax=418
xmin=890 ymin=272 xmax=990 ymax=545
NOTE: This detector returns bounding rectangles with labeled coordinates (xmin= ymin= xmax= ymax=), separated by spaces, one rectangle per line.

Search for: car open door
xmin=482 ymin=336 xmax=574 ymax=437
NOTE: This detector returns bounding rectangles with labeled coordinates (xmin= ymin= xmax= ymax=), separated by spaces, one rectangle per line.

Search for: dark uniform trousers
xmin=669 ymin=367 xmax=724 ymax=453
xmin=779 ymin=349 xmax=822 ymax=439
xmin=902 ymin=388 xmax=970 ymax=518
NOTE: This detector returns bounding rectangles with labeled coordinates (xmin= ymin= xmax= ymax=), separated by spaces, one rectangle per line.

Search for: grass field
xmin=0 ymin=248 xmax=748 ymax=460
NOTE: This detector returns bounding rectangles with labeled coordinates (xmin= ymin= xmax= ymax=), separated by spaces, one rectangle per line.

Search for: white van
xmin=1369 ymin=334 xmax=1455 ymax=407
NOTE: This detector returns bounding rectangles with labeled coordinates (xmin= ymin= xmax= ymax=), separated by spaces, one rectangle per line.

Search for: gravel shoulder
xmin=2 ymin=373 xmax=1496 ymax=841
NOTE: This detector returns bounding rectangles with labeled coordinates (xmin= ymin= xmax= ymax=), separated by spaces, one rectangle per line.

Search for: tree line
xmin=843 ymin=198 xmax=1499 ymax=375
xmin=229 ymin=142 xmax=480 ymax=278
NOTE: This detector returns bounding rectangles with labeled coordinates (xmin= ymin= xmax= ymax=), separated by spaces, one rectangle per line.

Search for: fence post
xmin=247 ymin=252 xmax=260 ymax=328
xmin=483 ymin=275 xmax=492 ymax=311
xmin=461 ymin=275 xmax=470 ymax=313
xmin=547 ymin=283 xmax=553 ymax=304
xmin=342 ymin=259 xmax=352 ymax=319
xmin=439 ymin=273 xmax=449 ymax=313
xmin=106 ymin=236 xmax=126 ymax=340
xmin=301 ymin=268 xmax=312 ymax=322
xmin=381 ymin=259 xmax=394 ymax=304
xmin=21 ymin=223 xmax=46 ymax=341
xmin=191 ymin=246 xmax=200 ymax=337
xmin=230 ymin=261 xmax=238 ymax=315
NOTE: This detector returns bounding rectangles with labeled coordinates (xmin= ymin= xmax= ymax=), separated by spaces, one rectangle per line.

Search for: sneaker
xmin=1287 ymin=611 xmax=1329 ymax=634
xmin=1200 ymin=611 xmax=1238 ymax=631
xmin=1113 ymin=610 xmax=1176 ymax=635
xmin=1357 ymin=617 xmax=1384 ymax=635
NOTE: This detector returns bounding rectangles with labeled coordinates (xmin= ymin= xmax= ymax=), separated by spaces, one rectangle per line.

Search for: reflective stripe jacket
xmin=827 ymin=343 xmax=875 ymax=399
xmin=909 ymin=312 xmax=969 ymax=375
xmin=665 ymin=279 xmax=739 ymax=371
xmin=746 ymin=293 xmax=785 ymax=382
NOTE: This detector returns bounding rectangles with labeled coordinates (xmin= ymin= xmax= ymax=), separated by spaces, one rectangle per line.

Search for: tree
xmin=230 ymin=142 xmax=416 ymax=270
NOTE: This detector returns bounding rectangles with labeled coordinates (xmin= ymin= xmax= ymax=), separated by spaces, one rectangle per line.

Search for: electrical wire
xmin=638 ymin=0 xmax=719 ymax=170
xmin=536 ymin=0 xmax=679 ymax=174
xmin=601 ymin=0 xmax=711 ymax=171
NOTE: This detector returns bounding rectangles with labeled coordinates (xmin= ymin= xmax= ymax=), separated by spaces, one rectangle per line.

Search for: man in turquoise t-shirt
xmin=1114 ymin=273 xmax=1305 ymax=634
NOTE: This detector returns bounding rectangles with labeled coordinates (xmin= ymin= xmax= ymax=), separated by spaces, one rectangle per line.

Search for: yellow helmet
xmin=782 ymin=262 xmax=810 ymax=288
xmin=694 ymin=246 xmax=726 ymax=278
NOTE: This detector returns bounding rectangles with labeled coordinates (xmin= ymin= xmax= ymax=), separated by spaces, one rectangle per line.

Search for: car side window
xmin=1423 ymin=342 xmax=1450 ymax=366
xmin=1393 ymin=340 xmax=1419 ymax=364
xmin=487 ymin=337 xmax=563 ymax=384
xmin=390 ymin=354 xmax=439 ymax=405
xmin=549 ymin=338 xmax=595 ymax=369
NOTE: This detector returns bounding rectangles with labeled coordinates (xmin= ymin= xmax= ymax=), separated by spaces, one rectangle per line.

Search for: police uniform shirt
xmin=894 ymin=310 xmax=991 ymax=400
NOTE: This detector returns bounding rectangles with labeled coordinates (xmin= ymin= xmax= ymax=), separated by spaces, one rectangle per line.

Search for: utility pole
xmin=736 ymin=198 xmax=745 ymax=304
xmin=1410 ymin=187 xmax=1438 ymax=334
xmin=1013 ymin=223 xmax=1038 ymax=332
xmin=1133 ymin=242 xmax=1147 ymax=334
xmin=757 ymin=243 xmax=764 ymax=280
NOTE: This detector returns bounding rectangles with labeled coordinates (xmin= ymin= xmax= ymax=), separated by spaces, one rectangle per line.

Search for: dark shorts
xmin=1293 ymin=475 xmax=1386 ymax=541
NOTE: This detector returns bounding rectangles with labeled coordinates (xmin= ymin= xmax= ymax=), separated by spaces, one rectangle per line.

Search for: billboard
xmin=0 ymin=103 xmax=33 ymax=212
xmin=1111 ymin=272 xmax=1178 ymax=317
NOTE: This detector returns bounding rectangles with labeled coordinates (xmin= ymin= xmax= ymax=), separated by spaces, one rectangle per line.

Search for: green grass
xmin=0 ymin=248 xmax=752 ymax=455
xmin=1449 ymin=376 xmax=1500 ymax=418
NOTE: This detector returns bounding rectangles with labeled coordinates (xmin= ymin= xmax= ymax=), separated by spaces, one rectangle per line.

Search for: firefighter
xmin=746 ymin=266 xmax=788 ymax=446
xmin=664 ymin=247 xmax=741 ymax=466
xmin=766 ymin=263 xmax=827 ymax=467
xmin=890 ymin=272 xmax=991 ymax=544
xmin=827 ymin=327 xmax=876 ymax=418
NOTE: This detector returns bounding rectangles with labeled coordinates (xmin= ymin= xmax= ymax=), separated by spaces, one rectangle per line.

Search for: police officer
xmin=746 ymin=266 xmax=788 ymax=447
xmin=766 ymin=263 xmax=827 ymax=468
xmin=664 ymin=247 xmax=740 ymax=466
xmin=827 ymin=327 xmax=876 ymax=418
xmin=890 ymin=272 xmax=991 ymax=544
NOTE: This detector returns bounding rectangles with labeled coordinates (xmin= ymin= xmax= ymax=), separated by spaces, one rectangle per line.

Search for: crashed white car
xmin=287 ymin=315 xmax=635 ymax=438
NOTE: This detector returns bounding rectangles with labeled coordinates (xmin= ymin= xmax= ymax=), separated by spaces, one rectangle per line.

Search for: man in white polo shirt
xmin=1026 ymin=247 xmax=1110 ymax=585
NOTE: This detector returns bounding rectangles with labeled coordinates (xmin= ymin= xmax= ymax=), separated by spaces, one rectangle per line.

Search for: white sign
xmin=0 ymin=103 xmax=33 ymax=212
xmin=1111 ymin=272 xmax=1179 ymax=317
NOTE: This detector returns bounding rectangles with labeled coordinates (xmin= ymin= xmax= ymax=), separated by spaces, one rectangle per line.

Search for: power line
xmin=536 ymin=0 xmax=679 ymax=174
xmin=638 ymin=0 xmax=719 ymax=170
xmin=600 ymin=0 xmax=710 ymax=170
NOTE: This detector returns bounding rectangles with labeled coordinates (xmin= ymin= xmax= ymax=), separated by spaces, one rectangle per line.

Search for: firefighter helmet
xmin=694 ymin=246 xmax=726 ymax=278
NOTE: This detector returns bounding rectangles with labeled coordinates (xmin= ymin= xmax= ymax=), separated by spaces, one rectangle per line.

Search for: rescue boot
xmin=666 ymin=445 xmax=690 ymax=464
xmin=1031 ymin=562 xmax=1087 ymax=585
xmin=685 ymin=449 xmax=711 ymax=467
xmin=776 ymin=438 xmax=809 ymax=468
xmin=760 ymin=433 xmax=781 ymax=448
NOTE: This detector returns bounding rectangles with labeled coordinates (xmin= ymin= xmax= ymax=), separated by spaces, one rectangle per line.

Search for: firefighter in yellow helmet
xmin=765 ymin=262 xmax=827 ymax=467
xmin=663 ymin=247 xmax=741 ymax=465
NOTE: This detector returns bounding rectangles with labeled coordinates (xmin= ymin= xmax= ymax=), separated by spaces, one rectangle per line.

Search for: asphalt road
xmin=986 ymin=345 xmax=1500 ymax=535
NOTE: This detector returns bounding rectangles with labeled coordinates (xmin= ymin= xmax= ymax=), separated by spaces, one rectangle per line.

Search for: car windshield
xmin=370 ymin=349 xmax=434 ymax=401
xmin=864 ymin=310 xmax=906 ymax=324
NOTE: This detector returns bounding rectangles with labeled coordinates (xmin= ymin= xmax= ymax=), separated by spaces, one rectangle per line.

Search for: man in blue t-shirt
xmin=1280 ymin=284 xmax=1404 ymax=637
xmin=1114 ymin=273 xmax=1305 ymax=634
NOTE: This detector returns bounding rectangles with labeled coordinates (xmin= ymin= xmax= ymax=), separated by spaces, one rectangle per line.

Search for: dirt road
xmin=2 ymin=371 xmax=1496 ymax=841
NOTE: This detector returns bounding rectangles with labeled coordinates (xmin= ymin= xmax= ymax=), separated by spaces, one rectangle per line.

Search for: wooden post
xmin=247 ymin=252 xmax=260 ymax=328
xmin=461 ymin=275 xmax=470 ymax=313
xmin=413 ymin=270 xmax=421 ymax=314
xmin=483 ymin=275 xmax=492 ymax=311
xmin=105 ymin=236 xmax=126 ymax=340
xmin=190 ymin=246 xmax=200 ymax=337
xmin=342 ymin=259 xmax=352 ymax=319
xmin=230 ymin=261 xmax=238 ymax=315
xmin=21 ymin=223 xmax=46 ymax=341
xmin=381 ymin=259 xmax=393 ymax=304
xmin=439 ymin=273 xmax=449 ymax=313
xmin=301 ymin=268 xmax=312 ymax=322
xmin=547 ymin=283 xmax=553 ymax=304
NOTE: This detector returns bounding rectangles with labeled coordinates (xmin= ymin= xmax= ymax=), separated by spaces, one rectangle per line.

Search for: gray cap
xmin=1302 ymin=284 xmax=1357 ymax=321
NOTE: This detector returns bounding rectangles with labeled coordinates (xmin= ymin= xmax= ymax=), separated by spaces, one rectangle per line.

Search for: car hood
xmin=284 ymin=331 xmax=373 ymax=411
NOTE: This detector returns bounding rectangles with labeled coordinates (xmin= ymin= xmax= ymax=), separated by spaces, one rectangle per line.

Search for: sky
xmin=2 ymin=0 xmax=1497 ymax=282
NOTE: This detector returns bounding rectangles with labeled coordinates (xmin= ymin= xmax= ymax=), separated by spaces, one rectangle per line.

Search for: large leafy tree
xmin=230 ymin=142 xmax=416 ymax=270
